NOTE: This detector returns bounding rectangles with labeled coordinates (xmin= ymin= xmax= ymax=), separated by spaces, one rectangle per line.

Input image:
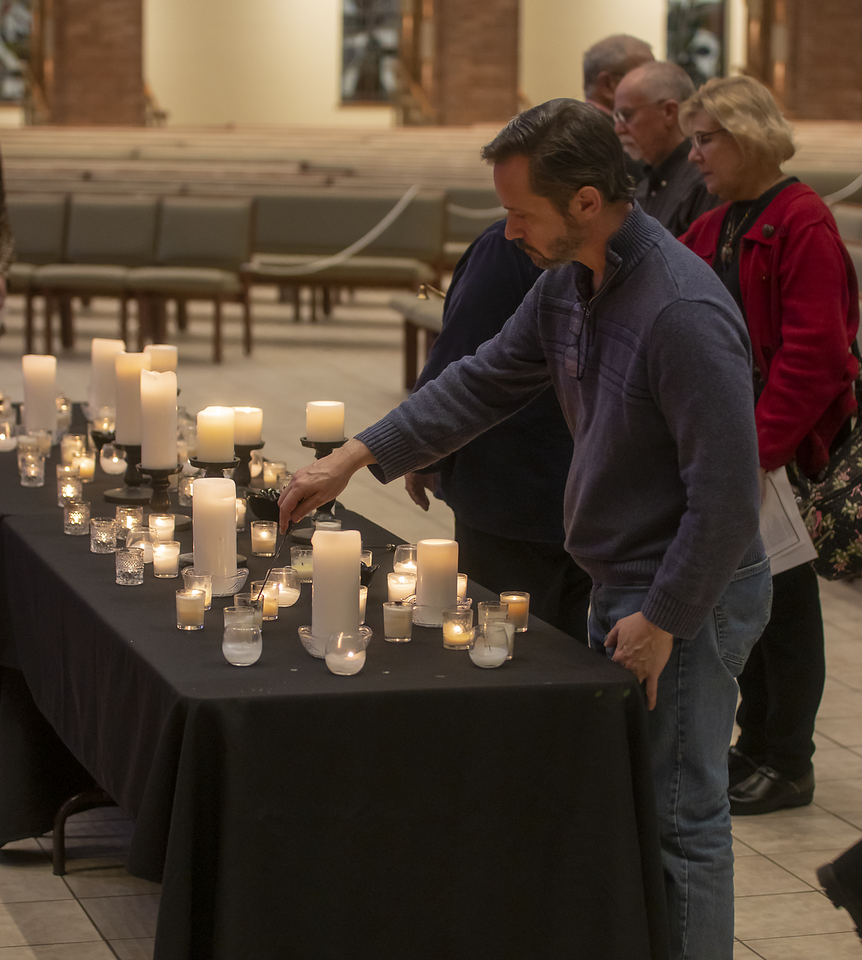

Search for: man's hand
xmin=277 ymin=438 xmax=376 ymax=532
xmin=604 ymin=612 xmax=674 ymax=711
xmin=404 ymin=471 xmax=440 ymax=511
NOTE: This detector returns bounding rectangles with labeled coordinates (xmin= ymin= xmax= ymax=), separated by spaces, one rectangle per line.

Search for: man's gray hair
xmin=626 ymin=60 xmax=695 ymax=104
xmin=583 ymin=34 xmax=654 ymax=97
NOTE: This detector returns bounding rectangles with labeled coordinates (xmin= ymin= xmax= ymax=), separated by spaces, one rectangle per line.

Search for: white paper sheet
xmin=759 ymin=467 xmax=817 ymax=576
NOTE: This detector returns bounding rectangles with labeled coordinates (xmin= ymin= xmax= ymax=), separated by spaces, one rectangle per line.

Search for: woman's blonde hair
xmin=679 ymin=75 xmax=795 ymax=167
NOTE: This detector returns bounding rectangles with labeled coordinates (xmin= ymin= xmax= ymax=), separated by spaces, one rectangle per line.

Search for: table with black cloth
xmin=0 ymin=440 xmax=669 ymax=960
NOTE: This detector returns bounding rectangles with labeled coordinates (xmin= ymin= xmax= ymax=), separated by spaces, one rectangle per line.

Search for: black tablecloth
xmin=0 ymin=438 xmax=669 ymax=960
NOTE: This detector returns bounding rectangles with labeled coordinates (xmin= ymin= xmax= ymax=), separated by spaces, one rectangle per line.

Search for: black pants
xmin=454 ymin=518 xmax=592 ymax=642
xmin=735 ymin=561 xmax=825 ymax=780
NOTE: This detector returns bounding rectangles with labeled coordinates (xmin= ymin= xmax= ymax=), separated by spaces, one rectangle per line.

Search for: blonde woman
xmin=680 ymin=75 xmax=859 ymax=815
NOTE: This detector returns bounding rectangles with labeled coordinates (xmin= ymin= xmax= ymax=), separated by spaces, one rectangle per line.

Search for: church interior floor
xmin=0 ymin=288 xmax=861 ymax=959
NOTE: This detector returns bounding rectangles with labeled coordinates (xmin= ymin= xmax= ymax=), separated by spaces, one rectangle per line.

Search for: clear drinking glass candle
xmin=499 ymin=592 xmax=530 ymax=632
xmin=64 ymin=500 xmax=90 ymax=535
xmin=153 ymin=540 xmax=181 ymax=578
xmin=149 ymin=513 xmax=176 ymax=542
xmin=442 ymin=606 xmax=474 ymax=650
xmin=269 ymin=567 xmax=300 ymax=606
xmin=176 ymin=588 xmax=206 ymax=630
xmin=115 ymin=548 xmax=144 ymax=586
xmin=20 ymin=453 xmax=46 ymax=488
xmin=182 ymin=568 xmax=213 ymax=610
xmin=90 ymin=518 xmax=118 ymax=554
xmin=223 ymin=623 xmax=262 ymax=666
xmin=383 ymin=601 xmax=414 ymax=643
xmin=387 ymin=572 xmax=416 ymax=601
xmin=250 ymin=581 xmax=279 ymax=621
xmin=58 ymin=476 xmax=83 ymax=507
xmin=251 ymin=520 xmax=278 ymax=557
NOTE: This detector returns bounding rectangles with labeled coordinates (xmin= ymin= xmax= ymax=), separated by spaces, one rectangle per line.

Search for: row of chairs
xmin=6 ymin=189 xmax=503 ymax=362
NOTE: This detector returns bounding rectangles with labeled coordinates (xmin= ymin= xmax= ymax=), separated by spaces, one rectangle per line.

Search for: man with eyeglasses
xmin=614 ymin=61 xmax=720 ymax=236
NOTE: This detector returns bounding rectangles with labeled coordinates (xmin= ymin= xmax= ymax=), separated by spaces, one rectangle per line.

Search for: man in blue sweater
xmin=280 ymin=100 xmax=772 ymax=960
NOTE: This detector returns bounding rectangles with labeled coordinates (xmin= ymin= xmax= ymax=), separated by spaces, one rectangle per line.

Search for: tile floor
xmin=1 ymin=290 xmax=862 ymax=958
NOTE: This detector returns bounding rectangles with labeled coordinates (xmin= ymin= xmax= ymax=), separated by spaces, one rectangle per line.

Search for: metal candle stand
xmin=188 ymin=456 xmax=241 ymax=479
xmin=104 ymin=444 xmax=151 ymax=504
xmin=233 ymin=442 xmax=264 ymax=491
xmin=290 ymin=436 xmax=347 ymax=540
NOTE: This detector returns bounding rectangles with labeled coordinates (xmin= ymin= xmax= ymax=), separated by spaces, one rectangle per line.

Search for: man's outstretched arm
xmin=277 ymin=438 xmax=377 ymax=531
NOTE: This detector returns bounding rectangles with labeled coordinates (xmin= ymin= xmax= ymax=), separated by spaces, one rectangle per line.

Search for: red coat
xmin=680 ymin=182 xmax=859 ymax=477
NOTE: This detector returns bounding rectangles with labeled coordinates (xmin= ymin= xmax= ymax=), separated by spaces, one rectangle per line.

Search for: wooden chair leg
xmin=242 ymin=290 xmax=252 ymax=355
xmin=176 ymin=299 xmax=188 ymax=331
xmin=119 ymin=296 xmax=129 ymax=343
xmin=322 ymin=286 xmax=332 ymax=317
xmin=43 ymin=293 xmax=54 ymax=356
xmin=24 ymin=291 xmax=35 ymax=354
xmin=59 ymin=296 xmax=75 ymax=349
xmin=292 ymin=287 xmax=301 ymax=322
xmin=136 ymin=296 xmax=148 ymax=351
xmin=213 ymin=298 xmax=223 ymax=363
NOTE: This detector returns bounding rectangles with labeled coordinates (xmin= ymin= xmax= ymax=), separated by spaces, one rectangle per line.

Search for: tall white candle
xmin=415 ymin=539 xmax=459 ymax=627
xmin=192 ymin=477 xmax=238 ymax=594
xmin=22 ymin=355 xmax=57 ymax=435
xmin=233 ymin=407 xmax=263 ymax=445
xmin=311 ymin=530 xmax=360 ymax=642
xmin=144 ymin=344 xmax=178 ymax=373
xmin=196 ymin=406 xmax=235 ymax=462
xmin=114 ymin=352 xmax=152 ymax=445
xmin=140 ymin=370 xmax=178 ymax=469
xmin=306 ymin=401 xmax=345 ymax=442
xmin=89 ymin=338 xmax=125 ymax=412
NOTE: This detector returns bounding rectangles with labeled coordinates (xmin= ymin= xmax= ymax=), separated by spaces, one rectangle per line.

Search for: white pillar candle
xmin=144 ymin=343 xmax=178 ymax=373
xmin=140 ymin=370 xmax=178 ymax=470
xmin=233 ymin=407 xmax=263 ymax=445
xmin=22 ymin=355 xmax=57 ymax=435
xmin=415 ymin=539 xmax=459 ymax=627
xmin=114 ymin=352 xmax=152 ymax=446
xmin=89 ymin=338 xmax=125 ymax=412
xmin=305 ymin=401 xmax=345 ymax=442
xmin=192 ymin=477 xmax=238 ymax=593
xmin=311 ymin=530 xmax=360 ymax=642
xmin=196 ymin=406 xmax=235 ymax=462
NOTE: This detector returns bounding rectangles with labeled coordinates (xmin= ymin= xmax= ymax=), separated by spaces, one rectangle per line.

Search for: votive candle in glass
xmin=359 ymin=585 xmax=368 ymax=624
xmin=457 ymin=573 xmax=468 ymax=600
xmin=149 ymin=513 xmax=175 ymax=542
xmin=270 ymin=567 xmax=300 ymax=606
xmin=20 ymin=453 xmax=46 ymax=487
xmin=235 ymin=497 xmax=247 ymax=531
xmin=290 ymin=545 xmax=313 ymax=583
xmin=115 ymin=548 xmax=144 ymax=585
xmin=153 ymin=540 xmax=181 ymax=578
xmin=61 ymin=434 xmax=87 ymax=465
xmin=500 ymin=591 xmax=530 ymax=632
xmin=72 ymin=451 xmax=96 ymax=482
xmin=383 ymin=600 xmax=414 ymax=643
xmin=442 ymin=606 xmax=474 ymax=650
xmin=89 ymin=518 xmax=118 ymax=553
xmin=30 ymin=430 xmax=52 ymax=456
xmin=115 ymin=505 xmax=144 ymax=541
xmin=182 ymin=568 xmax=213 ymax=610
xmin=176 ymin=588 xmax=205 ymax=630
xmin=0 ymin=421 xmax=16 ymax=451
xmin=387 ymin=572 xmax=416 ymax=601
xmin=251 ymin=520 xmax=278 ymax=557
xmin=262 ymin=460 xmax=288 ymax=488
xmin=64 ymin=500 xmax=90 ymax=535
xmin=58 ymin=476 xmax=83 ymax=506
xmin=99 ymin=443 xmax=127 ymax=475
xmin=250 ymin=580 xmax=279 ymax=620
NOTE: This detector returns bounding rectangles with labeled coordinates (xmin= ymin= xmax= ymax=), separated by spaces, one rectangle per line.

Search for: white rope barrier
xmin=824 ymin=173 xmax=862 ymax=206
xmin=446 ymin=202 xmax=506 ymax=219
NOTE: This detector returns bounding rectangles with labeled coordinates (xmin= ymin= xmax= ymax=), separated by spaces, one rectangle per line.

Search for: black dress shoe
xmin=728 ymin=765 xmax=814 ymax=816
xmin=727 ymin=746 xmax=759 ymax=789
xmin=817 ymin=860 xmax=862 ymax=941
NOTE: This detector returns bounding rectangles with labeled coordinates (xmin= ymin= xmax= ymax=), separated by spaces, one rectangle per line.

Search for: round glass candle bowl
xmin=176 ymin=588 xmax=206 ymax=630
xmin=223 ymin=623 xmax=262 ymax=666
xmin=269 ymin=567 xmax=300 ymax=607
xmin=392 ymin=543 xmax=417 ymax=575
xmin=442 ymin=606 xmax=474 ymax=650
xmin=90 ymin=518 xmax=118 ymax=554
xmin=100 ymin=444 xmax=128 ymax=475
xmin=469 ymin=622 xmax=510 ymax=668
xmin=382 ymin=601 xmax=414 ymax=643
xmin=115 ymin=548 xmax=145 ymax=586
xmin=324 ymin=630 xmax=370 ymax=675
xmin=299 ymin=624 xmax=371 ymax=660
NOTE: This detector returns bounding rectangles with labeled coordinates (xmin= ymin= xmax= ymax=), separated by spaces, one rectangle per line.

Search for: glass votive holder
xmin=153 ymin=540 xmax=181 ymax=578
xmin=177 ymin=474 xmax=195 ymax=506
xmin=269 ymin=567 xmax=300 ymax=606
xmin=223 ymin=604 xmax=256 ymax=629
xmin=17 ymin=434 xmax=40 ymax=460
xmin=71 ymin=451 xmax=96 ymax=482
xmin=20 ymin=453 xmax=46 ymax=488
xmin=115 ymin=547 xmax=144 ymax=586
xmin=233 ymin=592 xmax=264 ymax=629
xmin=181 ymin=568 xmax=213 ymax=610
xmin=89 ymin=518 xmax=118 ymax=554
xmin=383 ymin=600 xmax=414 ymax=643
xmin=290 ymin=545 xmax=313 ymax=582
xmin=235 ymin=497 xmax=247 ymax=532
xmin=387 ymin=572 xmax=416 ymax=602
xmin=262 ymin=459 xmax=288 ymax=487
xmin=249 ymin=449 xmax=264 ymax=478
xmin=469 ymin=622 xmax=510 ymax=668
xmin=392 ymin=543 xmax=417 ymax=575
xmin=360 ymin=548 xmax=373 ymax=568
xmin=442 ymin=605 xmax=474 ymax=650
xmin=324 ymin=631 xmax=368 ymax=676
xmin=0 ymin=420 xmax=16 ymax=451
xmin=251 ymin=520 xmax=278 ymax=557
xmin=500 ymin=591 xmax=530 ymax=632
xmin=478 ymin=600 xmax=509 ymax=626
xmin=56 ymin=462 xmax=80 ymax=480
xmin=61 ymin=434 xmax=86 ymax=465
xmin=64 ymin=500 xmax=90 ymax=535
xmin=359 ymin=585 xmax=368 ymax=624
xmin=99 ymin=443 xmax=127 ymax=475
xmin=115 ymin=505 xmax=144 ymax=542
xmin=314 ymin=518 xmax=342 ymax=531
xmin=250 ymin=580 xmax=279 ymax=621
xmin=176 ymin=588 xmax=206 ymax=630
xmin=148 ymin=513 xmax=175 ymax=542
xmin=30 ymin=430 xmax=53 ymax=456
xmin=90 ymin=406 xmax=115 ymax=434
xmin=126 ymin=528 xmax=154 ymax=563
xmin=457 ymin=573 xmax=468 ymax=600
xmin=223 ymin=623 xmax=262 ymax=666
xmin=56 ymin=396 xmax=72 ymax=431
xmin=58 ymin=476 xmax=83 ymax=507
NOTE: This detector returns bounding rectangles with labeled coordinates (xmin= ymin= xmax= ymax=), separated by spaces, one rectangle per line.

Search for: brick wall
xmin=51 ymin=0 xmax=145 ymax=125
xmin=432 ymin=0 xmax=519 ymax=126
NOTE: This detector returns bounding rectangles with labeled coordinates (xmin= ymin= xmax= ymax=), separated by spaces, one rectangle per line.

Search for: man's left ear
xmin=570 ymin=186 xmax=602 ymax=218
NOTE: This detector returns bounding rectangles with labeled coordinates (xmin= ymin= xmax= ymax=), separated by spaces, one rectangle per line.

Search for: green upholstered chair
xmin=247 ymin=193 xmax=445 ymax=321
xmin=442 ymin=187 xmax=504 ymax=271
xmin=388 ymin=291 xmax=445 ymax=389
xmin=33 ymin=195 xmax=158 ymax=354
xmin=833 ymin=204 xmax=862 ymax=243
xmin=128 ymin=198 xmax=253 ymax=363
xmin=6 ymin=194 xmax=69 ymax=353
